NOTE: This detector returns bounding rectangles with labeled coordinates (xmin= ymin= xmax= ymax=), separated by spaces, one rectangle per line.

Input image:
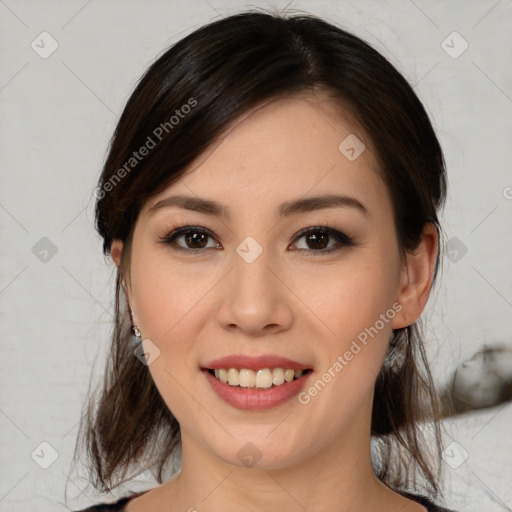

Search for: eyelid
xmin=157 ymin=225 xmax=221 ymax=251
xmin=289 ymin=224 xmax=354 ymax=254
xmin=290 ymin=224 xmax=353 ymax=245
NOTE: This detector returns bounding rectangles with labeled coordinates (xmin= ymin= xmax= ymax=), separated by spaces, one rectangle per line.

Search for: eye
xmin=290 ymin=225 xmax=354 ymax=255
xmin=157 ymin=226 xmax=221 ymax=251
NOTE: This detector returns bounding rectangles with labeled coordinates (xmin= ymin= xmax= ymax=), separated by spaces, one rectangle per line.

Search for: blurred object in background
xmin=440 ymin=345 xmax=512 ymax=417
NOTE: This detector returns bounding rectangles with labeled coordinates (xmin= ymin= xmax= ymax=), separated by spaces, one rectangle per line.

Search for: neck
xmin=158 ymin=411 xmax=401 ymax=512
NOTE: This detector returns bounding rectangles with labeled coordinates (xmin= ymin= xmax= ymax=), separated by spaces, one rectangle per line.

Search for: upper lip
xmin=203 ymin=354 xmax=311 ymax=371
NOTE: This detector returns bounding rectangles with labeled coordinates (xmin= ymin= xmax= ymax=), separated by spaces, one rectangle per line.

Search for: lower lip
xmin=202 ymin=369 xmax=312 ymax=410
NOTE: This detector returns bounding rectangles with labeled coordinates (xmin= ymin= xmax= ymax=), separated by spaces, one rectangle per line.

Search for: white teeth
xmin=284 ymin=369 xmax=294 ymax=382
xmin=227 ymin=368 xmax=239 ymax=386
xmin=239 ymin=369 xmax=256 ymax=388
xmin=256 ymin=369 xmax=273 ymax=389
xmin=211 ymin=367 xmax=307 ymax=389
xmin=219 ymin=368 xmax=228 ymax=383
xmin=272 ymin=368 xmax=285 ymax=385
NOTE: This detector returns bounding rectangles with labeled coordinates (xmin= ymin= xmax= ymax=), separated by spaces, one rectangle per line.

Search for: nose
xmin=215 ymin=244 xmax=294 ymax=337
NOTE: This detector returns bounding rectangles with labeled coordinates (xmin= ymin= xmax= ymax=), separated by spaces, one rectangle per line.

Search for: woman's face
xmin=113 ymin=96 xmax=410 ymax=469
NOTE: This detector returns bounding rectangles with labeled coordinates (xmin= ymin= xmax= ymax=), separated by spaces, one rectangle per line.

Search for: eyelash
xmin=157 ymin=223 xmax=355 ymax=256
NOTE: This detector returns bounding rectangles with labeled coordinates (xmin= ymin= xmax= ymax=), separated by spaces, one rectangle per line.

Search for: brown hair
xmin=74 ymin=8 xmax=447 ymax=500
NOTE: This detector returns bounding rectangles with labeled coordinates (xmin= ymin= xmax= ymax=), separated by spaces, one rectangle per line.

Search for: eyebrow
xmin=148 ymin=193 xmax=368 ymax=218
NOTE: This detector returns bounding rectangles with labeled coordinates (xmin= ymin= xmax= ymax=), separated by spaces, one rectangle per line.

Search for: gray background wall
xmin=1 ymin=1 xmax=511 ymax=511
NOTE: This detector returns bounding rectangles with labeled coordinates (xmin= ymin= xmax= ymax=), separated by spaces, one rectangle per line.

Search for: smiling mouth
xmin=205 ymin=367 xmax=313 ymax=390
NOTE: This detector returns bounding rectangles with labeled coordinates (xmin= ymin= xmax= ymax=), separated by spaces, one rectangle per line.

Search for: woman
xmin=73 ymin=9 xmax=456 ymax=512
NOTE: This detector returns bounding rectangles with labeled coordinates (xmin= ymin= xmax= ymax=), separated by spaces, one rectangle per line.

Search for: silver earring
xmin=129 ymin=306 xmax=141 ymax=342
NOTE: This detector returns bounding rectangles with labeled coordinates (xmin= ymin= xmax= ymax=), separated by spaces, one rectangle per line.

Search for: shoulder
xmin=73 ymin=490 xmax=148 ymax=512
xmin=399 ymin=490 xmax=458 ymax=512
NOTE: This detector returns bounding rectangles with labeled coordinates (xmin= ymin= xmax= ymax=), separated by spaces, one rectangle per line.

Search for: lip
xmin=202 ymin=368 xmax=313 ymax=410
xmin=203 ymin=354 xmax=311 ymax=371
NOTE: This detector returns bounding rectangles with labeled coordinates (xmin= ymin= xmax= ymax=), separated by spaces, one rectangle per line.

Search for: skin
xmin=111 ymin=95 xmax=438 ymax=512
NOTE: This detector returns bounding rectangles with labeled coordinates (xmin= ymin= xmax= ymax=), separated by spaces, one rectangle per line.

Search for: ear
xmin=110 ymin=239 xmax=132 ymax=309
xmin=391 ymin=223 xmax=439 ymax=329
xmin=110 ymin=239 xmax=123 ymax=269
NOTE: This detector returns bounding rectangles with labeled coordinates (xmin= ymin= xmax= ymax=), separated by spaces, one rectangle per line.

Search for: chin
xmin=211 ymin=434 xmax=307 ymax=471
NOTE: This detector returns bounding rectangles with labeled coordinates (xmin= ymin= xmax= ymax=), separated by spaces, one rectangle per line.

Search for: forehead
xmin=145 ymin=95 xmax=386 ymax=216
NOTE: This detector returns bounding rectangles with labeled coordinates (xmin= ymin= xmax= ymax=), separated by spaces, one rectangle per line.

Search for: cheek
xmin=292 ymin=260 xmax=399 ymax=428
xmin=131 ymin=261 xmax=214 ymax=421
xmin=130 ymin=242 xmax=213 ymax=341
xmin=297 ymin=256 xmax=400 ymax=410
xmin=301 ymin=255 xmax=399 ymax=339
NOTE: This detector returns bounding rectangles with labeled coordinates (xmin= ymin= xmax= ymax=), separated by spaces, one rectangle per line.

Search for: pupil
xmin=308 ymin=233 xmax=328 ymax=250
xmin=186 ymin=232 xmax=207 ymax=249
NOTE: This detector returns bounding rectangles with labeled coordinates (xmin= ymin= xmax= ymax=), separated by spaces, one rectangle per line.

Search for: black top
xmin=74 ymin=489 xmax=457 ymax=511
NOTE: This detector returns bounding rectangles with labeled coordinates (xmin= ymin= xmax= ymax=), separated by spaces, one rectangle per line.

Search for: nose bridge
xmin=232 ymin=235 xmax=277 ymax=304
xmin=216 ymin=235 xmax=293 ymax=333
